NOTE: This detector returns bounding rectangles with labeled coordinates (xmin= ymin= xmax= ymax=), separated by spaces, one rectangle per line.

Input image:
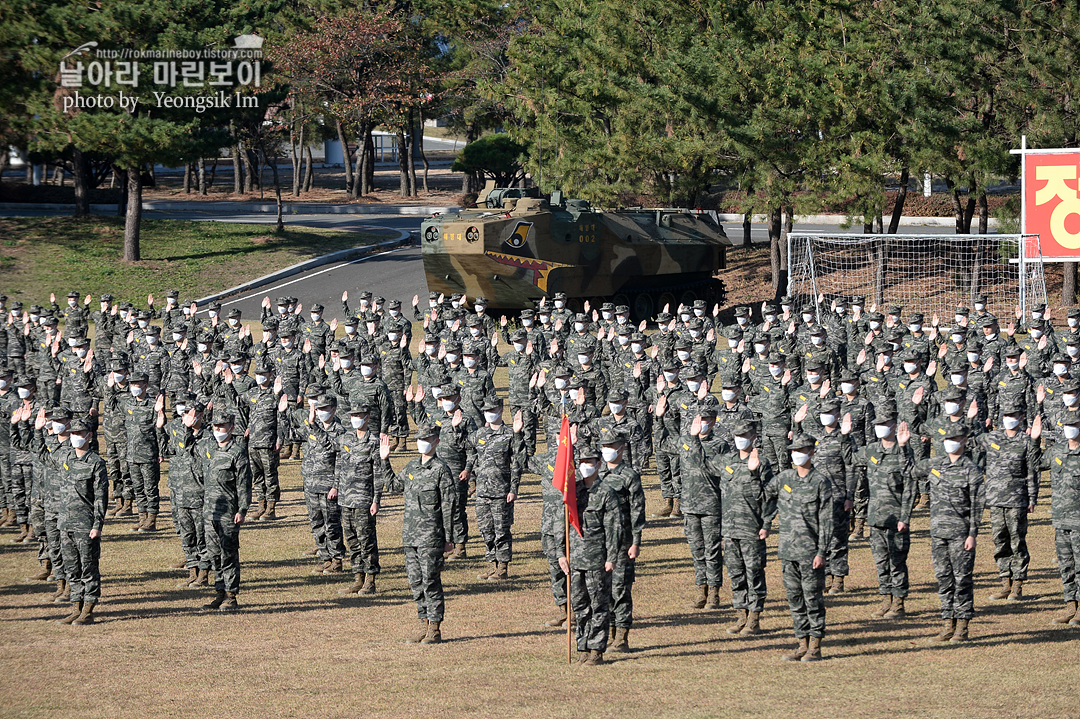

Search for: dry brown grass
xmin=1 ymin=337 xmax=1078 ymax=719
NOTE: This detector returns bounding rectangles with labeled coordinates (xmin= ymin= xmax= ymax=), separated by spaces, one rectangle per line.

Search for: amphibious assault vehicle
xmin=419 ymin=185 xmax=731 ymax=321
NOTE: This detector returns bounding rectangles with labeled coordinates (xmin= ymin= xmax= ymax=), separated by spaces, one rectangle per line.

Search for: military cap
xmin=348 ymin=403 xmax=371 ymax=415
xmin=875 ymin=399 xmax=898 ymax=421
xmin=1051 ymin=353 xmax=1070 ymax=365
xmin=207 ymin=301 xmax=223 ymax=312
xmin=261 ymin=317 xmax=279 ymax=331
xmin=804 ymin=358 xmax=825 ymax=371
xmin=630 ymin=332 xmax=649 ymax=345
xmin=767 ymin=352 xmax=787 ymax=364
xmin=608 ymin=387 xmax=629 ymax=402
xmin=980 ymin=316 xmax=999 ymax=328
xmin=762 ymin=303 xmax=779 ymax=315
xmin=897 ymin=348 xmax=921 ymax=363
xmin=461 ymin=344 xmax=480 ymax=356
xmin=698 ymin=396 xmax=720 ymax=418
xmin=194 ymin=332 xmax=214 ymax=346
xmin=464 ymin=314 xmax=482 ymax=327
xmin=656 ymin=311 xmax=673 ymax=323
xmin=999 ymin=399 xmax=1025 ymax=416
xmin=552 ymin=363 xmax=573 ymax=377
xmin=577 ymin=444 xmax=601 ymax=461
xmin=66 ymin=290 xmax=79 ymax=298
xmin=616 ymin=325 xmax=633 ymax=336
xmin=28 ymin=304 xmax=42 ymax=314
xmin=942 ymin=423 xmax=968 ymax=440
xmin=751 ymin=332 xmax=771 ymax=344
xmin=388 ymin=299 xmax=402 ymax=309
xmin=819 ymin=398 xmax=841 ymax=414
xmin=1032 ymin=303 xmax=1047 ymax=312
xmin=834 ymin=296 xmax=848 ymax=306
xmin=99 ymin=293 xmax=115 ymax=303
xmin=1029 ymin=319 xmax=1046 ymax=330
xmin=1063 ymin=412 xmax=1080 ymax=426
xmin=682 ymin=363 xmax=707 ymax=378
xmin=428 ymin=291 xmax=440 ymax=301
xmin=171 ymin=323 xmax=188 ymax=334
xmin=480 ymin=397 xmax=504 ymax=412
xmin=789 ymin=433 xmax=816 ymax=451
xmin=42 ymin=316 xmax=59 ymax=327
xmin=315 ymin=395 xmax=337 ymax=409
xmin=276 ymin=296 xmax=289 ymax=306
xmin=108 ymin=357 xmax=129 ymax=371
xmin=49 ymin=406 xmax=73 ymax=421
xmin=174 ymin=390 xmax=196 ymax=404
xmin=575 ymin=341 xmax=596 ymax=354
xmin=731 ymin=419 xmax=756 ymax=436
xmin=415 ymin=422 xmax=440 ymax=441
xmin=693 ymin=299 xmax=707 ymax=309
xmin=687 ymin=318 xmax=704 ymax=330
xmin=422 ymin=332 xmax=440 ymax=344
xmin=567 ymin=377 xmax=585 ymax=390
xmin=14 ymin=376 xmax=34 ymax=389
xmin=278 ymin=326 xmax=297 ymax=338
xmin=885 ymin=330 xmax=905 ymax=344
xmin=907 ymin=312 xmax=924 ymax=324
xmin=287 ymin=297 xmax=299 ymax=305
xmin=598 ymin=426 xmax=626 ymax=445
xmin=780 ymin=295 xmax=794 ymax=305
xmin=130 ymin=371 xmax=149 ymax=383
xmin=939 ymin=385 xmax=965 ymax=402
xmin=1068 ymin=308 xmax=1080 ymax=319
xmin=211 ymin=412 xmax=235 ymax=426
xmin=962 ymin=339 xmax=981 ymax=353
xmin=660 ymin=360 xmax=680 ymax=372
xmin=307 ymin=303 xmax=322 ymax=313
xmin=144 ymin=325 xmax=161 ymax=337
xmin=553 ymin=292 xmax=568 ymax=301
xmin=520 ymin=309 xmax=535 ymax=320
xmin=71 ymin=335 xmax=90 ymax=346
xmin=1062 ymin=379 xmax=1080 ymax=394
xmin=1004 ymin=344 xmax=1022 ymax=357
xmin=227 ymin=354 xmax=247 ymax=365
xmin=734 ymin=306 xmax=749 ymax=317
xmin=600 ymin=303 xmax=615 ymax=312
xmin=975 ymin=294 xmax=988 ymax=304
xmin=227 ymin=309 xmax=241 ymax=319
xmin=865 ymin=311 xmax=884 ymax=323
xmin=955 ymin=305 xmax=970 ymax=316
xmin=615 ymin=305 xmax=630 ymax=315
xmin=435 ymin=381 xmax=459 ymax=397
xmin=720 ymin=375 xmax=742 ymax=388
xmin=509 ymin=329 xmax=528 ymax=343
xmin=304 ymin=386 xmax=324 ymax=399
xmin=69 ymin=417 xmax=93 ymax=433
xmin=473 ymin=297 xmax=488 ymax=306
xmin=809 ymin=324 xmax=827 ymax=336
xmin=674 ymin=338 xmax=692 ymax=350
xmin=333 ymin=341 xmax=353 ymax=356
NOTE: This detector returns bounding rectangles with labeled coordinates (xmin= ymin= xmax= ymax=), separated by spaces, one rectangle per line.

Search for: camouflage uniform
xmin=160 ymin=418 xmax=207 ymax=571
xmin=775 ymin=443 xmax=832 ymax=641
xmin=913 ymin=450 xmax=984 ymax=621
xmin=1044 ymin=439 xmax=1080 ymax=607
xmin=973 ymin=424 xmax=1039 ymax=585
xmin=669 ymin=426 xmax=726 ymax=590
xmin=198 ymin=425 xmax=252 ymax=596
xmin=241 ymin=379 xmax=284 ymax=507
xmin=807 ymin=419 xmax=856 ymax=581
xmin=716 ymin=442 xmax=777 ymax=614
xmin=498 ymin=332 xmax=539 ymax=454
xmin=100 ymin=370 xmax=133 ymax=510
xmin=387 ymin=442 xmax=461 ymax=624
xmin=853 ymin=437 xmax=915 ymax=599
xmin=555 ymin=468 xmax=622 ymax=655
xmin=116 ymin=388 xmax=161 ymax=517
xmin=54 ymin=426 xmax=108 ymax=607
xmin=288 ymin=403 xmax=346 ymax=564
xmin=599 ymin=456 xmax=646 ymax=630
xmin=333 ymin=427 xmax=385 ymax=576
xmin=746 ymin=355 xmax=795 ymax=474
xmin=526 ymin=446 xmax=568 ymax=609
xmin=466 ymin=418 xmax=522 ymax=567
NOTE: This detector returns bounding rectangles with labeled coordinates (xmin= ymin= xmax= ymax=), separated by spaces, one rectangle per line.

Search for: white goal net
xmin=787 ymin=233 xmax=1048 ymax=320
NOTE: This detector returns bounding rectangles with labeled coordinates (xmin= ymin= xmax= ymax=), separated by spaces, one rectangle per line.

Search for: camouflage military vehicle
xmin=419 ymin=185 xmax=731 ymax=321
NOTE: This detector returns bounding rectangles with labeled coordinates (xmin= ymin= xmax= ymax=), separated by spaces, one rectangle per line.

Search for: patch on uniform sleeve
xmin=682 ymin=443 xmax=690 ymax=450
xmin=479 ymin=439 xmax=486 ymax=445
xmin=178 ymin=442 xmax=185 ymax=449
xmin=407 ymin=473 xmax=413 ymax=480
xmin=938 ymin=428 xmax=946 ymax=435
xmin=128 ymin=409 xmax=133 ymax=414
xmin=931 ymin=469 xmax=941 ymax=477
xmin=999 ymin=381 xmax=1007 ymax=388
xmin=870 ymin=456 xmax=878 ymax=464
xmin=206 ymin=450 xmax=212 ymax=459
xmin=63 ymin=462 xmax=69 ymax=470
xmin=344 ymin=445 xmax=350 ymax=452
xmin=990 ymin=443 xmax=1000 ymax=450
xmin=762 ymin=386 xmax=770 ymax=392
xmin=783 ymin=484 xmax=792 ymax=493
xmin=1056 ymin=457 xmax=1063 ymax=465
xmin=870 ymin=377 xmax=879 ymax=382
xmin=725 ymin=466 xmax=734 ymax=474
xmin=547 ymin=464 xmax=554 ymax=472
xmin=308 ymin=434 xmax=316 ymax=440
xmin=799 ymin=395 xmax=807 ymax=401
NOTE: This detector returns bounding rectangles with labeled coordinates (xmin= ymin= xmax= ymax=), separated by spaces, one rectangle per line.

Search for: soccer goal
xmin=786 ymin=233 xmax=1048 ymax=320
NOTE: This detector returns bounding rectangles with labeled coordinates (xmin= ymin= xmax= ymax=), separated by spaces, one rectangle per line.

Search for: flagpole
xmin=565 ymin=502 xmax=571 ymax=664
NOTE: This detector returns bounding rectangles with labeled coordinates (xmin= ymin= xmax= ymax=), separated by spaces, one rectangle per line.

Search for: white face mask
xmin=175 ymin=404 xmax=187 ymax=415
xmin=975 ymin=303 xmax=985 ymax=312
xmin=908 ymin=324 xmax=921 ymax=334
xmin=952 ymin=334 xmax=964 ymax=344
xmin=554 ymin=378 xmax=569 ymax=390
xmin=754 ymin=343 xmax=767 ymax=355
xmin=131 ymin=386 xmax=145 ymax=397
xmin=0 ymin=379 xmax=7 ymax=390
xmin=277 ymin=306 xmax=287 ymax=315
xmin=441 ymin=399 xmax=457 ymax=412
xmin=1069 ymin=346 xmax=1080 ymax=358
xmin=182 ymin=308 xmax=191 ymax=316
xmin=30 ymin=314 xmax=39 ymax=322
xmin=554 ymin=300 xmax=565 ymax=309
xmin=1070 ymin=318 xmax=1079 ymax=329
xmin=310 ymin=314 xmax=321 ymax=323
xmin=1031 ymin=330 xmax=1043 ymax=339
xmin=573 ymin=322 xmax=585 ymax=333
xmin=209 ymin=311 xmax=219 ymax=319
xmin=802 ymin=313 xmax=813 ymax=323
xmin=75 ymin=348 xmax=87 ymax=358
xmin=680 ymin=313 xmax=691 ymax=322
xmin=138 ymin=320 xmax=149 ymax=329
xmin=344 ymin=325 xmax=357 ymax=336
xmin=967 ymin=352 xmax=980 ymax=364
xmin=608 ymin=402 xmax=625 ymax=415
xmin=1066 ymin=425 xmax=1080 ymax=440
xmin=686 ymin=380 xmax=702 ymax=393
xmin=147 ymin=336 xmax=158 ymax=345
xmin=734 ymin=435 xmax=753 ymax=451
xmin=677 ymin=351 xmax=691 ymax=361
xmin=469 ymin=328 xmax=481 ymax=338
xmin=568 ymin=389 xmax=579 ymax=400
xmin=197 ymin=343 xmax=209 ymax=353
xmin=769 ymin=366 xmax=783 ymax=378
xmin=282 ymin=339 xmax=293 ymax=349
xmin=690 ymin=330 xmax=702 ymax=339
xmin=387 ymin=332 xmax=399 ymax=342
xmin=950 ymin=373 xmax=966 ymax=386
xmin=903 ymin=362 xmax=918 ymax=374
xmin=69 ymin=433 xmax=89 ymax=449
xmin=721 ymin=389 xmax=737 ymax=402
xmin=1065 ymin=394 xmax=1079 ymax=408
xmin=819 ymin=413 xmax=836 ymax=426
xmin=316 ymin=409 xmax=334 ymax=423
xmin=68 ymin=299 xmax=77 ymax=308
xmin=360 ymin=365 xmax=375 ymax=377
xmin=255 ymin=374 xmax=269 ymax=386
xmin=791 ymin=450 xmax=811 ymax=467
xmin=416 ymin=439 xmax=434 ymax=455
xmin=1006 ymin=360 xmax=1019 ymax=370
xmin=167 ymin=297 xmax=177 ymax=306
xmin=727 ymin=339 xmax=738 ymax=349
xmin=943 ymin=439 xmax=963 ymax=454
xmin=1055 ymin=364 xmax=1070 ymax=377
xmin=579 ymin=462 xmax=597 ymax=478
xmin=869 ymin=321 xmax=881 ymax=330
xmin=1002 ymin=415 xmax=1020 ymax=430
xmin=171 ymin=333 xmax=184 ymax=342
xmin=230 ymin=364 xmax=244 ymax=375
xmin=484 ymin=410 xmax=502 ymax=424
xmin=601 ymin=311 xmax=613 ymax=321
xmin=765 ymin=314 xmax=776 ymax=323
xmin=351 ymin=415 xmax=368 ymax=429
xmin=694 ymin=308 xmax=705 ymax=317
xmin=943 ymin=401 xmax=960 ymax=416
xmin=841 ymin=382 xmax=856 ymax=395
xmin=806 ymin=373 xmax=821 ymax=385
xmin=631 ymin=343 xmax=644 ymax=354
xmin=663 ymin=371 xmax=678 ymax=383
xmin=954 ymin=314 xmax=965 ymax=325
xmin=699 ymin=421 xmax=713 ymax=434
xmin=810 ymin=335 xmax=823 ymax=346
xmin=213 ymin=429 xmax=231 ymax=442
xmin=513 ymin=342 xmax=525 ymax=352
xmin=430 ymin=387 xmax=443 ymax=400
xmin=874 ymin=423 xmax=894 ymax=439
xmin=522 ymin=319 xmax=534 ymax=327
xmin=782 ymin=305 xmax=792 ymax=314
xmin=577 ymin=354 xmax=592 ymax=367
xmin=445 ymin=353 xmax=459 ymax=364
xmin=601 ymin=446 xmax=620 ymax=463
xmin=423 ymin=345 xmax=436 ymax=356
xmin=463 ymin=357 xmax=477 ymax=369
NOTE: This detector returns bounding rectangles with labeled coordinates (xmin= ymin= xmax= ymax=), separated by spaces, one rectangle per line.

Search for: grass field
xmin=1 ymin=363 xmax=1077 ymax=719
xmin=0 ymin=217 xmax=389 ymax=306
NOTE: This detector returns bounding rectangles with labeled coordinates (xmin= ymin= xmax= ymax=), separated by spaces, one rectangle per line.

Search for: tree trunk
xmin=291 ymin=122 xmax=304 ymax=197
xmin=123 ymin=168 xmax=142 ymax=262
xmin=352 ymin=133 xmax=365 ymax=198
xmin=336 ymin=119 xmax=353 ymax=193
xmin=303 ymin=144 xmax=314 ymax=192
xmin=363 ymin=129 xmax=375 ymax=194
xmin=198 ymin=158 xmax=207 ymax=196
xmin=270 ymin=151 xmax=284 ymax=234
xmin=397 ymin=129 xmax=409 ymax=198
xmin=418 ymin=107 xmax=430 ymax=194
xmin=875 ymin=241 xmax=886 ymax=306
xmin=72 ymin=147 xmax=89 ymax=217
xmin=207 ymin=158 xmax=217 ymax=189
xmin=232 ymin=142 xmax=243 ymax=195
xmin=243 ymin=148 xmax=256 ymax=193
xmin=977 ymin=191 xmax=988 ymax=234
xmin=183 ymin=163 xmax=192 ymax=193
xmin=462 ymin=123 xmax=480 ymax=193
xmin=1065 ymin=263 xmax=1077 ymax=305
xmin=114 ymin=167 xmax=127 ymax=217
xmin=742 ymin=212 xmax=752 ymax=247
xmin=781 ymin=204 xmax=793 ymax=285
xmin=873 ymin=213 xmax=883 ymax=234
xmin=769 ymin=205 xmax=782 ymax=292
xmin=887 ymin=165 xmax=909 ymax=234
xmin=863 ymin=219 xmax=874 ymax=233
xmin=970 ymin=236 xmax=982 ymax=301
